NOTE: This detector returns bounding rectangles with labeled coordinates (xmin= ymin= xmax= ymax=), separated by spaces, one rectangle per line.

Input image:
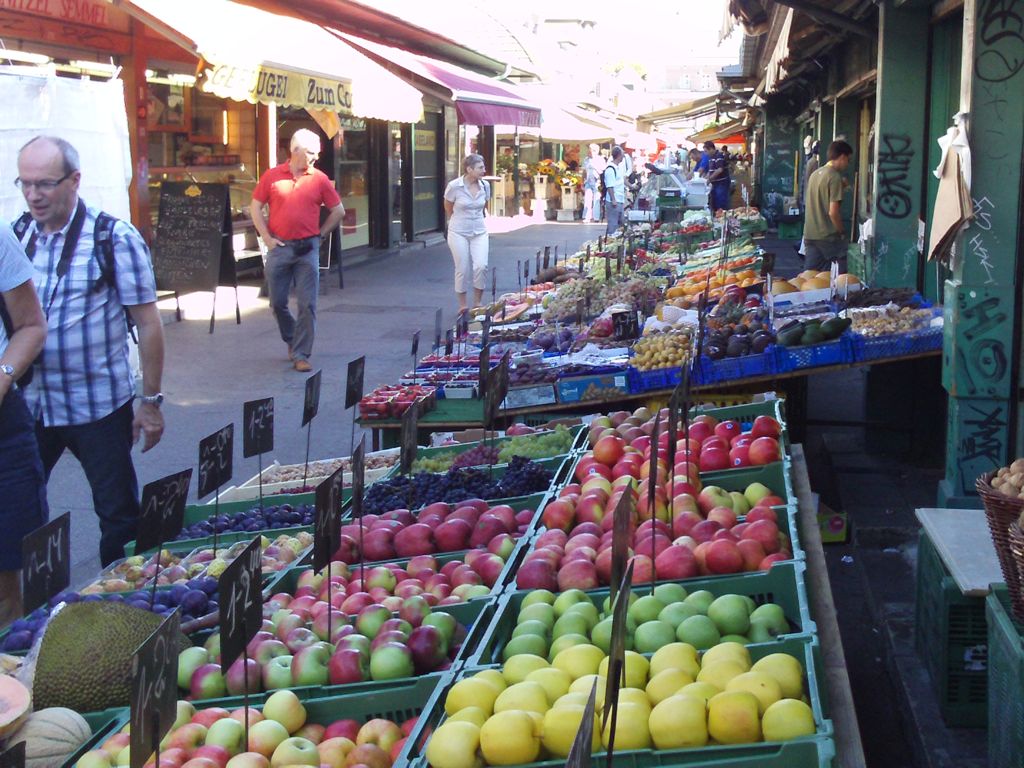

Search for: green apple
xmin=552 ymin=613 xmax=589 ymax=640
xmin=563 ymin=601 xmax=600 ymax=631
xmin=422 ymin=612 xmax=458 ymax=645
xmin=502 ymin=633 xmax=548 ymax=661
xmin=658 ymin=602 xmax=700 ymax=628
xmin=682 ymin=590 xmax=715 ymax=615
xmin=653 ymin=583 xmax=688 ymax=605
xmin=547 ymin=633 xmax=588 ymax=661
xmin=627 ymin=595 xmax=665 ymax=625
xmin=591 ymin=618 xmax=614 ymax=654
xmin=518 ymin=602 xmax=556 ymax=629
xmin=178 ymin=646 xmax=210 ymax=690
xmin=720 ymin=634 xmax=752 ymax=644
xmin=207 ymin=717 xmax=245 ymax=755
xmin=552 ymin=589 xmax=589 ymax=618
xmin=262 ymin=655 xmax=294 ymax=690
xmin=521 ymin=589 xmax=555 ymax=608
xmin=749 ymin=603 xmax=789 ymax=638
xmin=369 ymin=642 xmax=414 ymax=681
xmin=744 ymin=482 xmax=773 ymax=507
xmin=262 ymin=690 xmax=307 ymax=735
xmin=707 ymin=595 xmax=751 ymax=636
xmin=511 ymin=619 xmax=550 ymax=640
xmin=676 ymin=615 xmax=721 ymax=650
xmin=290 ymin=644 xmax=331 ymax=686
xmin=729 ymin=491 xmax=751 ymax=516
xmin=602 ymin=592 xmax=637 ymax=616
xmin=270 ymin=736 xmax=319 ymax=767
xmin=634 ymin=620 xmax=676 ymax=654
xmin=247 ymin=718 xmax=290 ymax=758
xmin=172 ymin=700 xmax=195 ymax=730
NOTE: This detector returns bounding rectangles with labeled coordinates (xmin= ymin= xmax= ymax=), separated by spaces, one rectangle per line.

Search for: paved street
xmin=49 ymin=222 xmax=604 ymax=584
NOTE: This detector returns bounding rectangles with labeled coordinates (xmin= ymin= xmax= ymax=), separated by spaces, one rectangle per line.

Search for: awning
xmin=688 ymin=120 xmax=749 ymax=145
xmin=116 ymin=0 xmax=422 ymax=123
xmin=337 ymin=33 xmax=541 ymax=127
xmin=765 ymin=9 xmax=795 ymax=94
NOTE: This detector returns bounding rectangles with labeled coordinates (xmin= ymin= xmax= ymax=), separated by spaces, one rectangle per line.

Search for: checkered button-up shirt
xmin=19 ymin=199 xmax=157 ymax=426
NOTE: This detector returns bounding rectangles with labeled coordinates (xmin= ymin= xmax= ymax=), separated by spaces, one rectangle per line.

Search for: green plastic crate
xmin=68 ymin=707 xmax=130 ymax=766
xmin=914 ymin=531 xmax=988 ymax=728
xmin=987 ymin=585 xmax=1024 ymax=766
xmin=411 ymin=425 xmax=586 ymax=469
xmin=409 ymin=636 xmax=832 ymax=767
xmin=473 ymin=561 xmax=815 ymax=667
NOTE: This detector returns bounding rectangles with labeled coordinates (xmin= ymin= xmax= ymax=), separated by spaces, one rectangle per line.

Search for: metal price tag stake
xmin=242 ymin=398 xmax=273 ymax=510
xmin=301 ymin=370 xmax=323 ymax=488
xmin=198 ymin=424 xmax=234 ymax=557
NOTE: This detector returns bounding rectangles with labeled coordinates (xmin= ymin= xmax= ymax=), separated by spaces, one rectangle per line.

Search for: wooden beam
xmin=771 ymin=0 xmax=877 ymax=38
xmin=931 ymin=0 xmax=964 ymax=23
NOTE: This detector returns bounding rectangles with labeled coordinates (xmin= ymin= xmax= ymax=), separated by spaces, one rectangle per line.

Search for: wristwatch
xmin=139 ymin=393 xmax=164 ymax=407
xmin=0 ymin=363 xmax=14 ymax=379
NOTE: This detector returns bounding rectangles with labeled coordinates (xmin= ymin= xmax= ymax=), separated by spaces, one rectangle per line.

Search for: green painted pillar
xmin=816 ymin=107 xmax=833 ymax=159
xmin=939 ymin=0 xmax=1024 ymax=507
xmin=833 ymin=98 xmax=858 ymax=225
xmin=871 ymin=0 xmax=928 ymax=289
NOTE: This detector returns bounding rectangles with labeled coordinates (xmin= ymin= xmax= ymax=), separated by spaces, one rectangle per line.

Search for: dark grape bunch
xmin=0 ymin=576 xmax=220 ymax=652
xmin=363 ymin=457 xmax=553 ymax=516
xmin=175 ymin=503 xmax=315 ymax=540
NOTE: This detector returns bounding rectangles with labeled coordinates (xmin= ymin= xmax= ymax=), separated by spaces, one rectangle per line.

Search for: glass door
xmin=389 ymin=123 xmax=404 ymax=244
xmin=412 ymin=110 xmax=443 ymax=235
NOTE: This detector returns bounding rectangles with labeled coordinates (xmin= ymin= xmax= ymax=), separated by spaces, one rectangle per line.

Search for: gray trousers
xmin=803 ymin=238 xmax=847 ymax=274
xmin=267 ymin=236 xmax=320 ymax=360
xmin=605 ymin=201 xmax=623 ymax=234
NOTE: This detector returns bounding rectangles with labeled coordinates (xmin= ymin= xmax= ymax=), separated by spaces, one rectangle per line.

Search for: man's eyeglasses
xmin=14 ymin=172 xmax=73 ymax=193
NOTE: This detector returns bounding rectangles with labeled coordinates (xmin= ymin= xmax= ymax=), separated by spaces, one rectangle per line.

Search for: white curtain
xmin=0 ymin=67 xmax=133 ymax=222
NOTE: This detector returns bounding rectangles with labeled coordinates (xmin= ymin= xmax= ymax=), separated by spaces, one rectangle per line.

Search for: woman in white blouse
xmin=443 ymin=154 xmax=490 ymax=312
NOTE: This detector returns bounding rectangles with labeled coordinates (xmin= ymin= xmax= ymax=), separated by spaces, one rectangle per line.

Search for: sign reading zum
xmin=201 ymin=62 xmax=354 ymax=114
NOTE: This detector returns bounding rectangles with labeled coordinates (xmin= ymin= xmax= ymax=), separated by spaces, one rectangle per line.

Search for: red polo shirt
xmin=252 ymin=162 xmax=342 ymax=240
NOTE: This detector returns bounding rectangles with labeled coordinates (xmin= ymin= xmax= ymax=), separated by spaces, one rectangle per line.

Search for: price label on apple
xmin=218 ymin=536 xmax=263 ymax=670
xmin=136 ymin=468 xmax=192 ymax=555
xmin=130 ymin=610 xmax=180 ymax=768
xmin=21 ymin=512 xmax=70 ymax=614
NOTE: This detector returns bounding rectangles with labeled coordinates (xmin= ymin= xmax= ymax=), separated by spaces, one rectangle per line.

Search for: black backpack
xmin=1 ymin=209 xmax=127 ymax=387
xmin=600 ymin=164 xmax=614 ymax=200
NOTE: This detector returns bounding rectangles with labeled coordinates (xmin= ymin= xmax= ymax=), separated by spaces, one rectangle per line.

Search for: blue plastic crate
xmin=850 ymin=327 xmax=942 ymax=363
xmin=696 ymin=349 xmax=775 ymax=384
xmin=626 ymin=366 xmax=684 ymax=393
xmin=774 ymin=334 xmax=855 ymax=372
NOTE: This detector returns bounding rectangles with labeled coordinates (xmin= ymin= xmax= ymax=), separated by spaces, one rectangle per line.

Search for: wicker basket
xmin=1007 ymin=522 xmax=1024 ymax=623
xmin=977 ymin=472 xmax=1024 ymax=613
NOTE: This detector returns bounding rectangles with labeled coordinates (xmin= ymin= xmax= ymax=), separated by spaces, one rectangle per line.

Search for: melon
xmin=5 ymin=707 xmax=92 ymax=767
xmin=802 ymin=277 xmax=831 ymax=290
xmin=0 ymin=675 xmax=30 ymax=738
xmin=770 ymin=280 xmax=798 ymax=295
xmin=835 ymin=273 xmax=861 ymax=288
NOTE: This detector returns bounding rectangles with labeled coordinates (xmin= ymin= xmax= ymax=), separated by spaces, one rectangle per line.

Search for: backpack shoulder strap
xmin=93 ymin=212 xmax=118 ymax=289
xmin=12 ymin=212 xmax=33 ymax=241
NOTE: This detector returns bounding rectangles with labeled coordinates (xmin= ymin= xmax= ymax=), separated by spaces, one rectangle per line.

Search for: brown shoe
xmin=293 ymin=359 xmax=312 ymax=372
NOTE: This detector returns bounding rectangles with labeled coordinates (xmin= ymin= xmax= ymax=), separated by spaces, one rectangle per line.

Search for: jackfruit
xmin=32 ymin=601 xmax=191 ymax=713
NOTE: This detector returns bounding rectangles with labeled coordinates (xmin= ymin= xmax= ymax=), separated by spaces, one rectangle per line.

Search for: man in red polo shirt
xmin=250 ymin=128 xmax=345 ymax=372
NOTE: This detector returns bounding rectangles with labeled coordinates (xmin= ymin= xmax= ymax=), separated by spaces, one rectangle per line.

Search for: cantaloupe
xmin=770 ymin=280 xmax=798 ymax=295
xmin=797 ymin=270 xmax=819 ymax=280
xmin=5 ymin=707 xmax=92 ymax=767
xmin=802 ymin=277 xmax=831 ymax=290
xmin=0 ymin=675 xmax=31 ymax=738
xmin=835 ymin=273 xmax=861 ymax=288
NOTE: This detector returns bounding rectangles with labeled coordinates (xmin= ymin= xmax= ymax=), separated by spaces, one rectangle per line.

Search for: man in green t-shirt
xmin=803 ymin=140 xmax=853 ymax=273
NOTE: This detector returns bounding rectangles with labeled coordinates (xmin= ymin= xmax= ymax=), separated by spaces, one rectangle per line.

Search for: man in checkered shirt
xmin=15 ymin=136 xmax=166 ymax=566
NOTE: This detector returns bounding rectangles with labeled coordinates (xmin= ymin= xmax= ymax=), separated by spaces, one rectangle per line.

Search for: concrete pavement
xmin=46 ymin=222 xmax=604 ymax=585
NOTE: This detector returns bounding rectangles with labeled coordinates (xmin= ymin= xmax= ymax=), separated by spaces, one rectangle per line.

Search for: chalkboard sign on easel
xmin=153 ymin=182 xmax=240 ymax=333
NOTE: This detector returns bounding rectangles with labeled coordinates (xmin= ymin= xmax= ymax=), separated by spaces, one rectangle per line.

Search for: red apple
xmin=654 ymin=544 xmax=699 ymax=580
xmin=705 ymin=539 xmax=744 ymax=574
xmin=736 ymin=539 xmax=766 ymax=571
xmin=743 ymin=519 xmax=781 ymax=553
xmin=748 ymin=436 xmax=781 ymax=466
xmin=750 ymin=415 xmax=782 ymax=440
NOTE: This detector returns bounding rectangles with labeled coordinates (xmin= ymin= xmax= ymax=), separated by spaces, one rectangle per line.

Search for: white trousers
xmin=448 ymin=230 xmax=489 ymax=293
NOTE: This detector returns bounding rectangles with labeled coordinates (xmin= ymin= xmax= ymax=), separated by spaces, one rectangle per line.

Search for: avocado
xmin=777 ymin=326 xmax=804 ymax=347
xmin=801 ymin=327 xmax=826 ymax=345
xmin=820 ymin=316 xmax=852 ymax=339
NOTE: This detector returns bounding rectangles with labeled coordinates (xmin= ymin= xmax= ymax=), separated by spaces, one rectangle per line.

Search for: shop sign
xmin=201 ymin=62 xmax=354 ymax=114
xmin=415 ymin=129 xmax=437 ymax=151
xmin=0 ymin=0 xmax=130 ymax=32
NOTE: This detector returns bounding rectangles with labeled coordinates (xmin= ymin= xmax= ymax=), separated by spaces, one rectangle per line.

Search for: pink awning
xmin=335 ymin=32 xmax=541 ymax=127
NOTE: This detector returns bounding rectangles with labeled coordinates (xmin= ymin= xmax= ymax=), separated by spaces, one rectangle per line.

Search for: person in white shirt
xmin=602 ymin=146 xmax=627 ymax=235
xmin=443 ymin=154 xmax=490 ymax=312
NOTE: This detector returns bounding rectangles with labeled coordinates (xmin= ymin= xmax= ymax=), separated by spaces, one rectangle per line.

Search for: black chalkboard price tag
xmin=535 ymin=250 xmax=541 ymax=278
xmin=609 ymin=493 xmax=633 ymax=605
xmin=604 ymin=253 xmax=611 ymax=280
xmin=399 ymin=404 xmax=419 ymax=474
xmin=434 ymin=308 xmax=443 ymax=350
xmin=130 ymin=610 xmax=180 ymax=768
xmin=564 ymin=679 xmax=597 ymax=768
xmin=484 ymin=352 xmax=510 ymax=429
xmin=242 ymin=397 xmax=274 ymax=458
xmin=21 ymin=512 xmax=70 ymax=614
xmin=411 ymin=330 xmax=421 ymax=360
xmin=543 ymin=245 xmax=551 ymax=270
xmin=444 ymin=329 xmax=454 ymax=357
xmin=612 ymin=311 xmax=640 ymax=341
xmin=667 ymin=383 xmax=682 ymax=470
xmin=198 ymin=424 xmax=234 ymax=499
xmin=136 ymin=469 xmax=193 ymax=555
xmin=313 ymin=466 xmax=344 ymax=571
xmin=0 ymin=742 xmax=24 ymax=768
xmin=351 ymin=437 xmax=366 ymax=520
xmin=218 ymin=536 xmax=263 ymax=670
xmin=345 ymin=357 xmax=365 ymax=411
xmin=478 ymin=343 xmax=491 ymax=399
xmin=302 ymin=369 xmax=322 ymax=427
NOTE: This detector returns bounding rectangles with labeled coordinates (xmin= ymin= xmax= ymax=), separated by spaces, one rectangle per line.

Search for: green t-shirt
xmin=803 ymin=164 xmax=845 ymax=241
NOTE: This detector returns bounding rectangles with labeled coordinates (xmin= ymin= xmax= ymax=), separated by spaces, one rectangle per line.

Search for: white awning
xmin=116 ymin=0 xmax=423 ymax=123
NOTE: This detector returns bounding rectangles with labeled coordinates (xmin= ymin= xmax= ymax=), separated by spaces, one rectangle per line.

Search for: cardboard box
xmin=556 ymin=372 xmax=630 ymax=403
xmin=816 ymin=498 xmax=849 ymax=543
xmin=503 ymin=384 xmax=557 ymax=409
